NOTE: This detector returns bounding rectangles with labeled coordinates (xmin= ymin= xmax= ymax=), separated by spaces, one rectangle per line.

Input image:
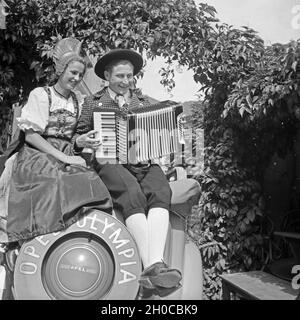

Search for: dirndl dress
xmin=0 ymin=86 xmax=112 ymax=243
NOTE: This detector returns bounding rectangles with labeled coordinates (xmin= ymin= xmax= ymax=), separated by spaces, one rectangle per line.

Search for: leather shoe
xmin=154 ymin=283 xmax=182 ymax=297
xmin=139 ymin=261 xmax=182 ymax=289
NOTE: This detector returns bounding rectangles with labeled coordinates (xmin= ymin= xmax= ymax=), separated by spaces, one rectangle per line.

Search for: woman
xmin=0 ymin=38 xmax=112 ymax=244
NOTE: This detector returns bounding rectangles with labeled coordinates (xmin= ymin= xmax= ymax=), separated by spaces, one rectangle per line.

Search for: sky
xmin=136 ymin=0 xmax=300 ymax=103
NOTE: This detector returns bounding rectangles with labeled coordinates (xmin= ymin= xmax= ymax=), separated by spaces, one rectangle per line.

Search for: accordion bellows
xmin=93 ymin=101 xmax=185 ymax=164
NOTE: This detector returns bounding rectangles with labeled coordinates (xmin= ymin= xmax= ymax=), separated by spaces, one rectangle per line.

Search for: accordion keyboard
xmin=94 ymin=112 xmax=117 ymax=163
xmin=93 ymin=101 xmax=185 ymax=164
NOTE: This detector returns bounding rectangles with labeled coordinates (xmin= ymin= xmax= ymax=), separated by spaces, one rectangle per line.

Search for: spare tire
xmin=13 ymin=210 xmax=142 ymax=300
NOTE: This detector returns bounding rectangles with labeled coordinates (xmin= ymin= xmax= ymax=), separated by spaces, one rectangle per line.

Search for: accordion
xmin=93 ymin=100 xmax=185 ymax=164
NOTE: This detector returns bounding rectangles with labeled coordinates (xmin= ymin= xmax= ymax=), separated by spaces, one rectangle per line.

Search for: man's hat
xmin=94 ymin=49 xmax=144 ymax=79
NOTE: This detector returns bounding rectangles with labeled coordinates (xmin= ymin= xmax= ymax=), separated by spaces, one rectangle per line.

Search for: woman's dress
xmin=0 ymin=86 xmax=112 ymax=243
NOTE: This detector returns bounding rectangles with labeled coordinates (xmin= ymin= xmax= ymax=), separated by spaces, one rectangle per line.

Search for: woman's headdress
xmin=52 ymin=37 xmax=84 ymax=76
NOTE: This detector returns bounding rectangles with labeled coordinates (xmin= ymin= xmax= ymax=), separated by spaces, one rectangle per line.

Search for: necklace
xmin=53 ymin=85 xmax=70 ymax=100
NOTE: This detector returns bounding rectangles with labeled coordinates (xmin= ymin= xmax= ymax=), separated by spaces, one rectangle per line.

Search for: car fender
xmin=13 ymin=209 xmax=142 ymax=300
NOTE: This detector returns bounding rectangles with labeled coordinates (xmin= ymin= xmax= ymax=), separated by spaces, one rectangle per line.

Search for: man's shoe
xmin=136 ymin=286 xmax=161 ymax=300
xmin=154 ymin=283 xmax=182 ymax=297
xmin=139 ymin=261 xmax=182 ymax=289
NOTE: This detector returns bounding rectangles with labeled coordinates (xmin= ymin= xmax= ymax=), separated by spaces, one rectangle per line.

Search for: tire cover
xmin=14 ymin=210 xmax=142 ymax=300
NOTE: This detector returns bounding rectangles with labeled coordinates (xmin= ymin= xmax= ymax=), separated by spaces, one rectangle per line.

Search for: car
xmin=0 ymin=167 xmax=203 ymax=300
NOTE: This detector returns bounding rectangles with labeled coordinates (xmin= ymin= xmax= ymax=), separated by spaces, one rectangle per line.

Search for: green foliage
xmin=0 ymin=0 xmax=216 ymax=105
xmin=192 ymin=134 xmax=264 ymax=299
xmin=225 ymin=40 xmax=300 ymax=119
xmin=0 ymin=0 xmax=41 ymax=105
xmin=224 ymin=40 xmax=300 ymax=171
xmin=188 ymin=26 xmax=299 ymax=299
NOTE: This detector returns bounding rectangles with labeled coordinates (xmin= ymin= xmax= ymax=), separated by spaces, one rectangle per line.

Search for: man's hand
xmin=75 ymin=130 xmax=102 ymax=150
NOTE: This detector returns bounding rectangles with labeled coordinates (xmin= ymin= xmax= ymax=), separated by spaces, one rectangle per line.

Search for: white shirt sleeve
xmin=17 ymin=87 xmax=49 ymax=133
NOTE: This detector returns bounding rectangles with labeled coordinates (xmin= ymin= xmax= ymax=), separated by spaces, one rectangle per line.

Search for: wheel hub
xmin=43 ymin=235 xmax=114 ymax=300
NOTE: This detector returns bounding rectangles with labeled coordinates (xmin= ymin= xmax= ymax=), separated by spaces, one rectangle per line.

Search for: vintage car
xmin=0 ymin=166 xmax=203 ymax=300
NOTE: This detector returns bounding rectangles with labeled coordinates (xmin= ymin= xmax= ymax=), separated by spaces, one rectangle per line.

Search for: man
xmin=73 ymin=49 xmax=182 ymax=297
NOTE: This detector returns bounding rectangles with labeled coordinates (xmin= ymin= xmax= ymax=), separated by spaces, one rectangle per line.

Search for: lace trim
xmin=17 ymin=118 xmax=44 ymax=133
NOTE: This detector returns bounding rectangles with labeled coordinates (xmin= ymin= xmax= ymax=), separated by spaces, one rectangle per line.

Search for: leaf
xmin=239 ymin=106 xmax=245 ymax=117
xmin=114 ymin=38 xmax=123 ymax=47
xmin=30 ymin=61 xmax=39 ymax=70
xmin=245 ymin=95 xmax=253 ymax=108
xmin=246 ymin=210 xmax=256 ymax=222
xmin=219 ymin=259 xmax=226 ymax=268
xmin=291 ymin=61 xmax=297 ymax=72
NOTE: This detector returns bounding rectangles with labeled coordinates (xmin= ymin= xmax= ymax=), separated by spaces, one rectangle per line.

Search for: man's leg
xmin=138 ymin=165 xmax=181 ymax=294
xmin=125 ymin=213 xmax=149 ymax=268
xmin=98 ymin=164 xmax=150 ymax=267
xmin=98 ymin=164 xmax=147 ymax=217
xmin=139 ymin=164 xmax=172 ymax=265
xmin=147 ymin=207 xmax=169 ymax=266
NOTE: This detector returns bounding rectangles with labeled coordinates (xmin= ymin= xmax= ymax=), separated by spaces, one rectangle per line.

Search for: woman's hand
xmin=76 ymin=130 xmax=102 ymax=149
xmin=64 ymin=155 xmax=87 ymax=167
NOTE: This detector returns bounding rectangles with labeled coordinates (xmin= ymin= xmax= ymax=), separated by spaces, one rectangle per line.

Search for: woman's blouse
xmin=17 ymin=87 xmax=85 ymax=140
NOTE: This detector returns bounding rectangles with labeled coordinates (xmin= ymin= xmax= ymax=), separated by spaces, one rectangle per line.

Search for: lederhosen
xmin=74 ymin=87 xmax=172 ymax=219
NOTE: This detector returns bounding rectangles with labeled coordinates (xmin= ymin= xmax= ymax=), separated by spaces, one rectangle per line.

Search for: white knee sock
xmin=147 ymin=208 xmax=169 ymax=266
xmin=125 ymin=213 xmax=149 ymax=268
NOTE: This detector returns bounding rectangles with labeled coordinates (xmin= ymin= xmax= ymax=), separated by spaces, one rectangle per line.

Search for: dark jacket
xmin=72 ymin=87 xmax=150 ymax=154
